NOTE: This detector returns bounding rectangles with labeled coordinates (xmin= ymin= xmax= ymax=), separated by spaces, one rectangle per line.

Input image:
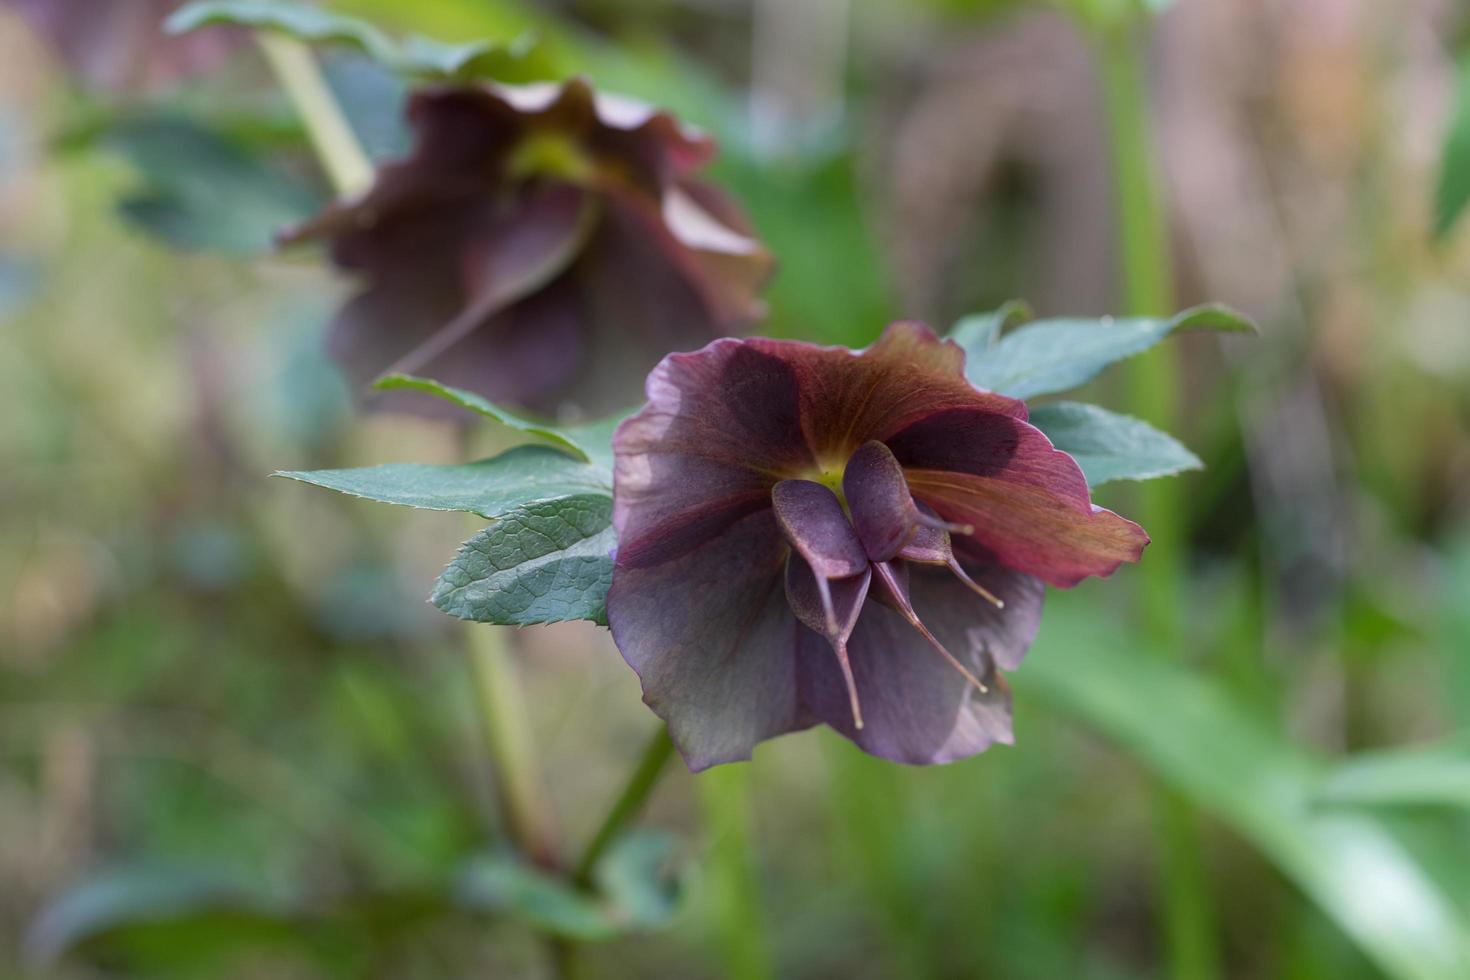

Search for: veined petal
xmin=796 ymin=568 xmax=1020 ymax=765
xmin=612 ymin=340 xmax=817 ymax=565
xmin=607 ymin=510 xmax=808 ymax=770
xmin=764 ymin=321 xmax=1027 ymax=464
xmin=642 ymin=321 xmax=1023 ymax=470
xmin=890 ymin=408 xmax=1148 ymax=586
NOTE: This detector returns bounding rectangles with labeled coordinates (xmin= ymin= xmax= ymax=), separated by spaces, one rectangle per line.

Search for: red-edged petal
xmin=733 ymin=321 xmax=1027 ymax=466
xmin=607 ymin=510 xmax=808 ymax=771
xmin=890 ymin=408 xmax=1148 ymax=587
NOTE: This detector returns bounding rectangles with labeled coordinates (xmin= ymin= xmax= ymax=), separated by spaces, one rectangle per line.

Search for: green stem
xmin=699 ymin=765 xmax=773 ymax=980
xmin=466 ymin=622 xmax=561 ymax=868
xmin=573 ymin=726 xmax=676 ymax=886
xmin=1097 ymin=17 xmax=1221 ymax=980
xmin=256 ymin=32 xmax=372 ymax=196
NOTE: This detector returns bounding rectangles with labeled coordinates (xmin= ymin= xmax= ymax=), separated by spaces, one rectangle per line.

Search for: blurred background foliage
xmin=3 ymin=0 xmax=1470 ymax=978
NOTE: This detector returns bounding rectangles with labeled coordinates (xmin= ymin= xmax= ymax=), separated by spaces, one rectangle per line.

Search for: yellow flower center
xmin=506 ymin=129 xmax=597 ymax=184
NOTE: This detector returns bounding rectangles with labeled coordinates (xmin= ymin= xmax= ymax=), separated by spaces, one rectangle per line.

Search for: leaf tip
xmin=1172 ymin=303 xmax=1259 ymax=335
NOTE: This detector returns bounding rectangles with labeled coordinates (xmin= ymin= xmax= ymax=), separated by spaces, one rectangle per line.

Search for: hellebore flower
xmin=606 ymin=322 xmax=1148 ymax=769
xmin=283 ymin=78 xmax=773 ymax=417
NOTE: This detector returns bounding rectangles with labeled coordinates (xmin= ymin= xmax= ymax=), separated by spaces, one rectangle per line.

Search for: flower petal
xmin=488 ymin=78 xmax=716 ymax=181
xmin=311 ymin=186 xmax=592 ymax=414
xmin=607 ymin=510 xmax=808 ymax=770
xmin=843 ymin=441 xmax=924 ymax=561
xmin=771 ymin=480 xmax=868 ymax=580
xmin=379 ymin=182 xmax=598 ymax=383
xmin=565 ymin=189 xmax=767 ymax=412
xmin=890 ymin=408 xmax=1148 ymax=586
xmin=612 ymin=340 xmax=816 ymax=567
xmin=732 ymin=321 xmax=1027 ymax=465
xmin=785 ymin=555 xmax=870 ymax=729
xmin=796 ymin=567 xmax=1021 ymax=765
xmin=282 ymin=80 xmax=767 ymax=417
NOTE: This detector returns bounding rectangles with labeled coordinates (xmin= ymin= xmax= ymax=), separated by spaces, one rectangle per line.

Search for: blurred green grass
xmin=4 ymin=0 xmax=1470 ymax=978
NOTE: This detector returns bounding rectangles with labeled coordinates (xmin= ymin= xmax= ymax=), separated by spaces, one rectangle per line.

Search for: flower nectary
xmin=606 ymin=321 xmax=1149 ymax=770
xmin=282 ymin=77 xmax=773 ymax=417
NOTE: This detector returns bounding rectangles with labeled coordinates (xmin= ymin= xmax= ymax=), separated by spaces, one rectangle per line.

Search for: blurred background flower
xmin=285 ymin=77 xmax=773 ymax=418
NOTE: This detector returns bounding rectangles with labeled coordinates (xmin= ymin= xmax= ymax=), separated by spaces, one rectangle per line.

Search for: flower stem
xmin=466 ymin=621 xmax=561 ymax=868
xmin=255 ymin=32 xmax=372 ymax=197
xmin=573 ymin=726 xmax=676 ymax=886
xmin=1096 ymin=16 xmax=1221 ymax=980
xmin=699 ymin=765 xmax=773 ymax=980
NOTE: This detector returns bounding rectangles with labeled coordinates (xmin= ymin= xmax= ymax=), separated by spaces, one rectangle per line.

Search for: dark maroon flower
xmin=606 ymin=322 xmax=1148 ymax=769
xmin=283 ymin=78 xmax=773 ymax=417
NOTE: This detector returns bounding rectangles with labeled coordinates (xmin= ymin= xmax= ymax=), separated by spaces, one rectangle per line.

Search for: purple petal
xmin=785 ymin=556 xmax=870 ymax=728
xmin=565 ymin=190 xmax=766 ymax=411
xmin=843 ymin=441 xmax=923 ymax=562
xmin=283 ymin=80 xmax=769 ymax=417
xmin=771 ymin=480 xmax=868 ymax=581
xmin=380 ymin=182 xmax=595 ymax=380
xmin=900 ymin=505 xmax=1006 ymax=611
xmin=607 ymin=510 xmax=809 ymax=770
xmin=796 ymin=567 xmax=1025 ymax=765
xmin=891 ymin=408 xmax=1149 ymax=586
xmin=612 ymin=339 xmax=818 ymax=567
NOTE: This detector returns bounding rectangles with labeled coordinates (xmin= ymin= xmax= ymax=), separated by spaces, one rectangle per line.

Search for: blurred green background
xmin=4 ymin=0 xmax=1470 ymax=978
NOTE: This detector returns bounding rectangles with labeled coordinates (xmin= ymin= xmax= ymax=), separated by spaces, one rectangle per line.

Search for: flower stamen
xmin=946 ymin=559 xmax=1006 ymax=609
xmin=873 ymin=562 xmax=990 ymax=695
xmin=915 ymin=510 xmax=974 ymax=537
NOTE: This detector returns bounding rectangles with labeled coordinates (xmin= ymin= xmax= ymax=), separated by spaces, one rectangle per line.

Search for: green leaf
xmin=274 ymin=445 xmax=610 ymax=520
xmin=454 ymin=834 xmax=683 ymax=942
xmin=276 ymin=438 xmax=619 ymax=629
xmin=962 ymin=303 xmax=1255 ymax=400
xmin=432 ymin=495 xmax=616 ymax=626
xmin=166 ymin=0 xmax=535 ymax=80
xmin=594 ymin=831 xmax=685 ymax=931
xmin=1317 ymin=740 xmax=1470 ymax=810
xmin=1435 ymin=53 xmax=1470 ymax=239
xmin=1024 ymin=600 xmax=1470 ymax=980
xmin=25 ymin=866 xmax=310 ymax=969
xmin=1027 ymin=401 xmax=1202 ymax=486
xmin=948 ymin=300 xmax=1032 ymax=352
xmin=375 ymin=375 xmax=623 ymax=475
xmin=104 ymin=116 xmax=321 ymax=255
xmin=456 ymin=854 xmax=615 ymax=941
